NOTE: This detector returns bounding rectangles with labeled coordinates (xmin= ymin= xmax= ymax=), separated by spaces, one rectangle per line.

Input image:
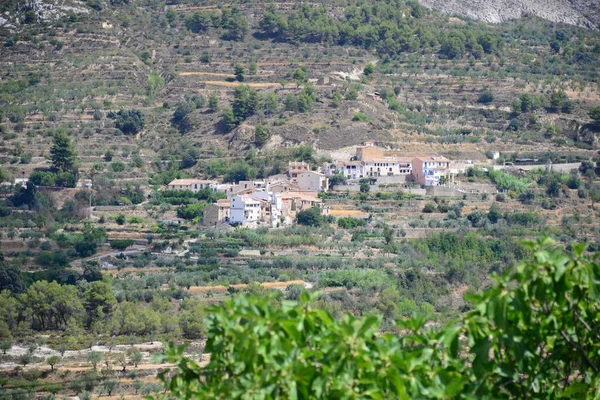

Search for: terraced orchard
xmin=1 ymin=0 xmax=599 ymax=168
xmin=1 ymin=0 xmax=600 ymax=398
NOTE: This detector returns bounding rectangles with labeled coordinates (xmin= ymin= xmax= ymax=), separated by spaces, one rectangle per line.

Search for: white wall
xmin=230 ymin=195 xmax=261 ymax=224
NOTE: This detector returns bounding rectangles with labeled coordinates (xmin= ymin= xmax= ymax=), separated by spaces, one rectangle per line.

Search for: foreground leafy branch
xmin=155 ymin=238 xmax=600 ymax=399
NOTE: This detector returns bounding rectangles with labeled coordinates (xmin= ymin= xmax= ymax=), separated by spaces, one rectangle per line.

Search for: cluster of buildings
xmin=167 ymin=162 xmax=328 ymax=227
xmin=165 ymin=142 xmax=467 ymax=227
xmin=324 ymin=142 xmax=456 ymax=187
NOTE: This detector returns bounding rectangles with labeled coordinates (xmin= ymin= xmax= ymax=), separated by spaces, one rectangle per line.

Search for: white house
xmin=362 ymin=159 xmax=412 ymax=177
xmin=297 ymin=171 xmax=328 ymax=192
xmin=229 ymin=191 xmax=283 ymax=226
xmin=354 ymin=142 xmax=412 ymax=177
xmin=167 ymin=179 xmax=219 ymax=192
xmin=230 ymin=195 xmax=262 ymax=224
xmin=411 ymin=156 xmax=452 ymax=186
xmin=247 ymin=191 xmax=283 ymax=227
xmin=339 ymin=161 xmax=364 ymax=179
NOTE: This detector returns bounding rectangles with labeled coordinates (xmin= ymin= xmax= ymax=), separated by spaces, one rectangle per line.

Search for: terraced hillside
xmin=2 ymin=3 xmax=600 ymax=397
xmin=0 ymin=0 xmax=599 ymax=184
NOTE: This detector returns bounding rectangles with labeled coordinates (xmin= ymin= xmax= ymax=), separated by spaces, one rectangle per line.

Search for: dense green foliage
xmin=111 ymin=109 xmax=145 ymax=135
xmin=222 ymin=162 xmax=258 ymax=183
xmin=337 ymin=217 xmax=367 ymax=229
xmin=171 ymin=102 xmax=194 ymax=133
xmin=0 ymin=281 xmax=204 ymax=338
xmin=177 ymin=202 xmax=208 ymax=220
xmin=152 ymin=189 xmax=226 ymax=205
xmin=50 ymin=132 xmax=78 ymax=173
xmin=254 ymin=124 xmax=269 ymax=147
xmin=29 ymin=169 xmax=76 ymax=188
xmin=159 ymin=238 xmax=600 ymax=399
xmin=0 ymin=255 xmax=25 ymax=293
xmin=109 ymin=239 xmax=134 ymax=251
xmin=257 ymin=2 xmax=502 ymax=59
xmin=221 ymin=85 xmax=258 ymax=131
xmin=26 ymin=132 xmax=79 ymax=188
xmin=590 ymin=106 xmax=600 ymax=124
xmin=296 ymin=207 xmax=324 ymax=227
xmin=183 ymin=6 xmax=248 ymax=40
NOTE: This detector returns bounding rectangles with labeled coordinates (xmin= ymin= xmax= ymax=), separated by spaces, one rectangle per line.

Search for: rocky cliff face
xmin=0 ymin=0 xmax=89 ymax=31
xmin=418 ymin=0 xmax=600 ymax=29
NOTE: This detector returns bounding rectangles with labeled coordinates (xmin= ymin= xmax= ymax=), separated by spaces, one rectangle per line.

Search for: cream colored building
xmin=288 ymin=161 xmax=310 ymax=181
xmin=280 ymin=192 xmax=322 ymax=216
xmin=203 ymin=199 xmax=231 ymax=225
xmin=167 ymin=179 xmax=219 ymax=192
xmin=297 ymin=171 xmax=328 ymax=192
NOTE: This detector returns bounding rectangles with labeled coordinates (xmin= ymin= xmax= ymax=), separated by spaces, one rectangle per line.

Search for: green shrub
xmin=111 ymin=162 xmax=126 ymax=172
xmin=296 ymin=207 xmax=324 ymax=227
xmin=337 ymin=217 xmax=367 ymax=229
xmin=422 ymin=203 xmax=436 ymax=213
xmin=478 ymin=91 xmax=494 ymax=103
xmin=111 ymin=109 xmax=145 ymax=135
xmin=177 ymin=202 xmax=207 ymax=220
xmin=352 ymin=112 xmax=370 ymax=122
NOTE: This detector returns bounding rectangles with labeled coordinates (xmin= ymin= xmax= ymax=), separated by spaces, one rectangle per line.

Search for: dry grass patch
xmin=188 ymin=280 xmax=305 ymax=295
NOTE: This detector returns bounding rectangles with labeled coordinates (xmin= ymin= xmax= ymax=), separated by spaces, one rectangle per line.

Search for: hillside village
xmin=163 ymin=142 xmax=455 ymax=228
xmin=1 ymin=0 xmax=600 ymax=397
xmin=151 ymin=141 xmax=572 ymax=229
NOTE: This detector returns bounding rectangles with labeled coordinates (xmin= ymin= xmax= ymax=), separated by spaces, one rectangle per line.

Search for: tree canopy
xmin=172 ymin=102 xmax=194 ymax=133
xmin=0 ymin=255 xmax=25 ymax=293
xmin=113 ymin=109 xmax=145 ymax=135
xmin=50 ymin=131 xmax=78 ymax=173
xmin=296 ymin=207 xmax=324 ymax=227
xmin=256 ymin=2 xmax=501 ymax=58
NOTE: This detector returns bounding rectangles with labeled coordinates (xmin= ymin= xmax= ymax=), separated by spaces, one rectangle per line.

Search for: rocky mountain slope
xmin=419 ymin=0 xmax=600 ymax=29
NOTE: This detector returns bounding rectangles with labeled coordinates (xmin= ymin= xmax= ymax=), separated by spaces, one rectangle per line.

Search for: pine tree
xmin=221 ymin=107 xmax=236 ymax=131
xmin=234 ymin=64 xmax=245 ymax=82
xmin=208 ymin=93 xmax=220 ymax=112
xmin=50 ymin=132 xmax=78 ymax=172
xmin=254 ymin=124 xmax=269 ymax=147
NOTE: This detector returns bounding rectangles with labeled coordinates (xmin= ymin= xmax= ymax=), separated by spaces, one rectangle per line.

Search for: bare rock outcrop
xmin=0 ymin=0 xmax=88 ymax=32
xmin=418 ymin=0 xmax=599 ymax=29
